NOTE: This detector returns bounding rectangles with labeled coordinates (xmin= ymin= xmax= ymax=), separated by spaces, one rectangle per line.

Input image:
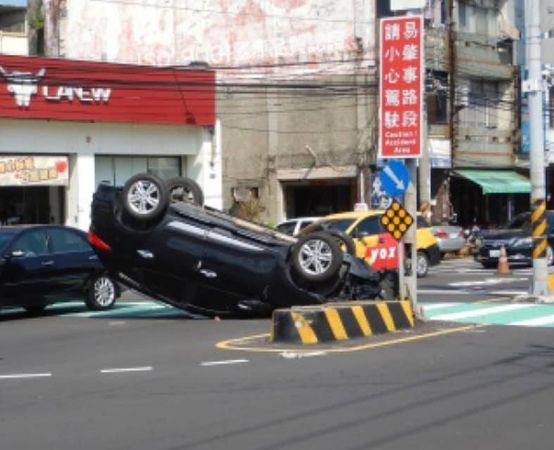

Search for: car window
xmin=48 ymin=228 xmax=91 ymax=254
xmin=547 ymin=212 xmax=554 ymax=233
xmin=508 ymin=213 xmax=531 ymax=230
xmin=0 ymin=230 xmax=18 ymax=252
xmin=298 ymin=220 xmax=316 ymax=232
xmin=11 ymin=229 xmax=49 ymax=257
xmin=276 ymin=222 xmax=296 ymax=236
xmin=320 ymin=219 xmax=356 ymax=233
xmin=355 ymin=216 xmax=383 ymax=236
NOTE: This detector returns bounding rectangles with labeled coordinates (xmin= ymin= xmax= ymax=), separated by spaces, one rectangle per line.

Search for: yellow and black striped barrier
xmin=271 ymin=301 xmax=415 ymax=344
xmin=531 ymin=199 xmax=548 ymax=260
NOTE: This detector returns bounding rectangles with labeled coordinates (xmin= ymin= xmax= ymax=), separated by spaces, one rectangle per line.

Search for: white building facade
xmin=0 ymin=54 xmax=219 ymax=230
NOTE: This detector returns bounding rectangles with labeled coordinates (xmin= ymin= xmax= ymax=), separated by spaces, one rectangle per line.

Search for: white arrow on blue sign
xmin=379 ymin=160 xmax=410 ymax=198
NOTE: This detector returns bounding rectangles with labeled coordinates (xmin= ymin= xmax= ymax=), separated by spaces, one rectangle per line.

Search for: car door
xmin=46 ymin=227 xmax=100 ymax=299
xmin=350 ymin=216 xmax=399 ymax=271
xmin=1 ymin=228 xmax=53 ymax=303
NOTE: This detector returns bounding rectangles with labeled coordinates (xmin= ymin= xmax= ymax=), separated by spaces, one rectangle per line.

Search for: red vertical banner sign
xmin=379 ymin=15 xmax=424 ymax=159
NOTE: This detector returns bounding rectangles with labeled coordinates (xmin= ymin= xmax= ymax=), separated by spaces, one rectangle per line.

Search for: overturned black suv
xmin=89 ymin=173 xmax=396 ymax=317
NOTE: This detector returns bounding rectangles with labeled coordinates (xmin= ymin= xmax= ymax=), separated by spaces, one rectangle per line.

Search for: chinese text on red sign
xmin=379 ymin=16 xmax=423 ymax=158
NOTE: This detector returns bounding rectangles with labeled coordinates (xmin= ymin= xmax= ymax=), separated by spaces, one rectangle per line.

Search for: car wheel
xmin=86 ymin=275 xmax=117 ymax=311
xmin=24 ymin=304 xmax=47 ymax=315
xmin=481 ymin=261 xmax=496 ymax=269
xmin=166 ymin=176 xmax=204 ymax=206
xmin=122 ymin=173 xmax=169 ymax=221
xmin=416 ymin=251 xmax=429 ymax=278
xmin=546 ymin=245 xmax=554 ymax=266
xmin=291 ymin=231 xmax=343 ymax=283
xmin=327 ymin=228 xmax=356 ymax=255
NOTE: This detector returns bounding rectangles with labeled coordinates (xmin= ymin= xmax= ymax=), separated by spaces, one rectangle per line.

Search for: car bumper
xmin=437 ymin=237 xmax=466 ymax=253
xmin=474 ymin=247 xmax=532 ymax=265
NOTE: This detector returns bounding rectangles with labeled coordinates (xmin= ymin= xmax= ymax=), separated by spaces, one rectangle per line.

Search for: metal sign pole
xmin=405 ymin=159 xmax=418 ymax=309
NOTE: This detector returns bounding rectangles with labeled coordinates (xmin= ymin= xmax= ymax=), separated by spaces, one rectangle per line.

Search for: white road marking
xmin=280 ymin=351 xmax=327 ymax=359
xmin=449 ymin=278 xmax=528 ymax=287
xmin=0 ymin=373 xmax=52 ymax=380
xmin=100 ymin=366 xmax=153 ymax=374
xmin=510 ymin=314 xmax=554 ymax=327
xmin=431 ymin=304 xmax=534 ymax=321
xmin=489 ymin=290 xmax=527 ymax=296
xmin=418 ymin=289 xmax=473 ymax=295
xmin=200 ymin=359 xmax=249 ymax=367
xmin=419 ymin=302 xmax=460 ymax=310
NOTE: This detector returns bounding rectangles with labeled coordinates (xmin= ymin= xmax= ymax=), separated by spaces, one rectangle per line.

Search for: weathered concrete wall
xmin=60 ymin=0 xmax=375 ymax=74
xmin=219 ymin=73 xmax=375 ymax=221
xmin=51 ymin=0 xmax=377 ymax=223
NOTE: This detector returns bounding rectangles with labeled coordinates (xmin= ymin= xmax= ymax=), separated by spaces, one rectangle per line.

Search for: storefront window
xmin=95 ymin=156 xmax=181 ymax=187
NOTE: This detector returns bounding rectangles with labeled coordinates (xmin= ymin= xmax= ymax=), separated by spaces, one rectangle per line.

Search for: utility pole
xmin=524 ymin=0 xmax=550 ymax=297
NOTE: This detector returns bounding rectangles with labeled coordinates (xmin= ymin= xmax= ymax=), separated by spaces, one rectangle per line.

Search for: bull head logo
xmin=0 ymin=66 xmax=46 ymax=108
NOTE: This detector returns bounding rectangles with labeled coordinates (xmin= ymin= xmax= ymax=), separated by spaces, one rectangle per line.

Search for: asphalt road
xmin=2 ymin=258 xmax=554 ymax=450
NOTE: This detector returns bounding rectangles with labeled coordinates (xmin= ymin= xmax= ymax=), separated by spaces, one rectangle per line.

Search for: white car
xmin=276 ymin=217 xmax=321 ymax=236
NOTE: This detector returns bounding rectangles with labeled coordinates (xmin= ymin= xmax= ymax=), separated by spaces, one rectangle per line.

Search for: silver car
xmin=431 ymin=225 xmax=466 ymax=256
xmin=276 ymin=217 xmax=321 ymax=236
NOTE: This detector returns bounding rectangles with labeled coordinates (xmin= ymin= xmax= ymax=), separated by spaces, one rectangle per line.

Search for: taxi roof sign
xmin=380 ymin=200 xmax=414 ymax=241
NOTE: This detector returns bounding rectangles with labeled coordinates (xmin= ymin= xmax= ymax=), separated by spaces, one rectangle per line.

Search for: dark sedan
xmin=474 ymin=211 xmax=554 ymax=268
xmin=89 ymin=173 xmax=391 ymax=317
xmin=0 ymin=225 xmax=119 ymax=314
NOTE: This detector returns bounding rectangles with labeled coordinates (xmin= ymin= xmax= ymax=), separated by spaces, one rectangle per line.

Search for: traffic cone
xmin=496 ymin=245 xmax=511 ymax=275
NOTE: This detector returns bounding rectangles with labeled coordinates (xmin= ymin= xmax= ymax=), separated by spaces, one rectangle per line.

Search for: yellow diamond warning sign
xmin=380 ymin=200 xmax=414 ymax=241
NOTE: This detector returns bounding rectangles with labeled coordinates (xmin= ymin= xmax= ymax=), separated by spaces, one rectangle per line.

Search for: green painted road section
xmin=1 ymin=301 xmax=192 ymax=319
xmin=422 ymin=302 xmax=554 ymax=327
xmin=4 ymin=300 xmax=554 ymax=328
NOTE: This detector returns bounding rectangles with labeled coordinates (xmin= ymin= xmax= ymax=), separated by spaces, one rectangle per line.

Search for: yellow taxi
xmin=312 ymin=210 xmax=440 ymax=277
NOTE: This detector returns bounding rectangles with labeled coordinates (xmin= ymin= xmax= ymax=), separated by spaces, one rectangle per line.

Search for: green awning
xmin=454 ymin=170 xmax=531 ymax=195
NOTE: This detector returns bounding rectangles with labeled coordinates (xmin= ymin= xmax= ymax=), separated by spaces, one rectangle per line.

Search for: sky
xmin=0 ymin=0 xmax=27 ymax=7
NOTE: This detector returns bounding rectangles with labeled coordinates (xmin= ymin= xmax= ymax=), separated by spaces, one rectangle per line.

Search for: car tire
xmin=545 ymin=245 xmax=554 ymax=266
xmin=122 ymin=173 xmax=169 ymax=221
xmin=416 ymin=251 xmax=429 ymax=278
xmin=327 ymin=228 xmax=356 ymax=255
xmin=481 ymin=261 xmax=496 ymax=269
xmin=166 ymin=176 xmax=204 ymax=207
xmin=24 ymin=304 xmax=47 ymax=315
xmin=85 ymin=275 xmax=117 ymax=311
xmin=291 ymin=231 xmax=343 ymax=283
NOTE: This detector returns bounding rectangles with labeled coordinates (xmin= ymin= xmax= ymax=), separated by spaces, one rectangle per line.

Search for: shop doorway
xmin=282 ymin=180 xmax=355 ymax=218
xmin=0 ymin=186 xmax=65 ymax=225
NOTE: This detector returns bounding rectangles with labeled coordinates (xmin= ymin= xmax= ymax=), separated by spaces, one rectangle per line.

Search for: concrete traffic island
xmin=271 ymin=300 xmax=416 ymax=345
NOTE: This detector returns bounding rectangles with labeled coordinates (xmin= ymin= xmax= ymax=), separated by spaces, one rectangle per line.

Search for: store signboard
xmin=379 ymin=15 xmax=423 ymax=159
xmin=0 ymin=54 xmax=215 ymax=126
xmin=0 ymin=155 xmax=69 ymax=186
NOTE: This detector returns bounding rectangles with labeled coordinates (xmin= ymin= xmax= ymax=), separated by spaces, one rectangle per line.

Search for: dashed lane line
xmin=100 ymin=366 xmax=153 ymax=374
xmin=0 ymin=373 xmax=52 ymax=380
xmin=200 ymin=359 xmax=249 ymax=367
